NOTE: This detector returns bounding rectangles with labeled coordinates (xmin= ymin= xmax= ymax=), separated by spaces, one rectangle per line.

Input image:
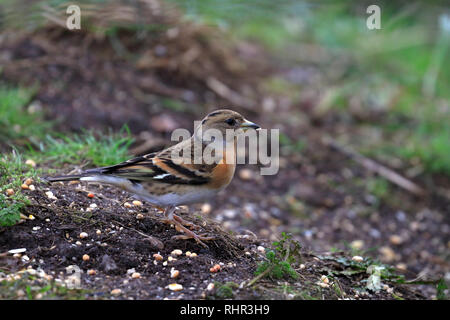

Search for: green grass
xmin=30 ymin=128 xmax=134 ymax=167
xmin=0 ymin=86 xmax=50 ymax=146
xmin=0 ymin=151 xmax=39 ymax=226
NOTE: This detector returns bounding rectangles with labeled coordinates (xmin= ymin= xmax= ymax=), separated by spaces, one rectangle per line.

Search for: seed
xmin=206 ymin=283 xmax=215 ymax=291
xmin=171 ymin=249 xmax=182 ymax=256
xmin=168 ymin=256 xmax=176 ymax=262
xmin=170 ymin=269 xmax=180 ymax=278
xmin=190 ymin=253 xmax=197 ymax=258
xmin=110 ymin=289 xmax=122 ymax=296
xmin=28 ymin=215 xmax=35 ymax=220
xmin=87 ymin=269 xmax=96 ymax=275
xmin=28 ymin=185 xmax=35 ymax=191
xmin=350 ymin=240 xmax=364 ymax=250
xmin=82 ymin=254 xmax=90 ymax=261
xmin=79 ymin=232 xmax=88 ymax=239
xmin=153 ymin=253 xmax=163 ymax=261
xmin=257 ymin=246 xmax=265 ymax=253
xmin=124 ymin=202 xmax=132 ymax=208
xmin=201 ymin=203 xmax=212 ymax=214
xmin=210 ymin=264 xmax=221 ymax=273
xmin=168 ymin=283 xmax=183 ymax=291
xmin=299 ymin=264 xmax=306 ymax=269
xmin=6 ymin=189 xmax=14 ymax=196
xmin=25 ymin=159 xmax=36 ymax=167
xmin=24 ymin=178 xmax=33 ymax=185
xmin=21 ymin=184 xmax=29 ymax=190
xmin=96 ymin=229 xmax=101 ymax=235
xmin=389 ymin=235 xmax=403 ymax=245
xmin=352 ymin=256 xmax=364 ymax=262
xmin=136 ymin=213 xmax=144 ymax=220
xmin=163 ymin=261 xmax=168 ymax=266
xmin=87 ymin=193 xmax=94 ymax=198
xmin=131 ymin=272 xmax=141 ymax=279
xmin=185 ymin=251 xmax=192 ymax=257
xmin=45 ymin=191 xmax=57 ymax=200
xmin=132 ymin=200 xmax=142 ymax=206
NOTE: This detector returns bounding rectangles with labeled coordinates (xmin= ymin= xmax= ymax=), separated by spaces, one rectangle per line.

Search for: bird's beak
xmin=240 ymin=119 xmax=260 ymax=131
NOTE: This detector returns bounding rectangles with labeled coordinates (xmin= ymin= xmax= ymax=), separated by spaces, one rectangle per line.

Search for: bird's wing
xmin=85 ymin=151 xmax=211 ymax=185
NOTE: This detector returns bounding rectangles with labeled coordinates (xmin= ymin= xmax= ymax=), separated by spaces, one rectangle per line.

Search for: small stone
xmin=110 ymin=289 xmax=122 ymax=296
xmin=45 ymin=191 xmax=57 ymax=200
xmin=79 ymin=232 xmax=88 ymax=239
xmin=25 ymin=159 xmax=36 ymax=167
xmin=352 ymin=256 xmax=364 ymax=262
xmin=131 ymin=272 xmax=141 ymax=279
xmin=82 ymin=254 xmax=90 ymax=261
xmin=6 ymin=189 xmax=14 ymax=196
xmin=257 ymin=246 xmax=265 ymax=253
xmin=185 ymin=251 xmax=192 ymax=257
xmin=96 ymin=229 xmax=101 ymax=235
xmin=28 ymin=185 xmax=35 ymax=191
xmin=168 ymin=283 xmax=183 ymax=291
xmin=132 ymin=200 xmax=142 ymax=206
xmin=201 ymin=203 xmax=212 ymax=214
xmin=321 ymin=275 xmax=329 ymax=284
xmin=171 ymin=249 xmax=183 ymax=256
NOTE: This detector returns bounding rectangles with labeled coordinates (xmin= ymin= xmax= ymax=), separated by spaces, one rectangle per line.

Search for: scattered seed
xmin=21 ymin=184 xmax=29 ymax=190
xmin=239 ymin=169 xmax=253 ymax=180
xmin=25 ymin=159 xmax=36 ymax=167
xmin=87 ymin=269 xmax=96 ymax=276
xmin=32 ymin=226 xmax=41 ymax=231
xmin=352 ymin=256 xmax=364 ymax=262
xmin=171 ymin=249 xmax=182 ymax=256
xmin=257 ymin=246 xmax=265 ymax=253
xmin=210 ymin=264 xmax=221 ymax=273
xmin=82 ymin=254 xmax=90 ymax=261
xmin=132 ymin=200 xmax=143 ymax=206
xmin=201 ymin=203 xmax=212 ymax=214
xmin=350 ymin=240 xmax=364 ymax=250
xmin=45 ymin=191 xmax=57 ymax=200
xmin=6 ymin=189 xmax=14 ymax=196
xmin=321 ymin=275 xmax=329 ymax=284
xmin=8 ymin=248 xmax=26 ymax=254
xmin=28 ymin=185 xmax=35 ymax=191
xmin=190 ymin=253 xmax=197 ymax=258
xmin=396 ymin=263 xmax=407 ymax=271
xmin=206 ymin=283 xmax=215 ymax=291
xmin=136 ymin=213 xmax=144 ymax=220
xmin=131 ymin=272 xmax=141 ymax=279
xmin=124 ymin=202 xmax=132 ymax=208
xmin=168 ymin=256 xmax=176 ymax=262
xmin=24 ymin=178 xmax=33 ymax=185
xmin=299 ymin=264 xmax=306 ymax=269
xmin=153 ymin=253 xmax=163 ymax=261
xmin=87 ymin=193 xmax=95 ymax=198
xmin=389 ymin=235 xmax=403 ymax=245
xmin=170 ymin=269 xmax=180 ymax=278
xmin=168 ymin=283 xmax=183 ymax=291
xmin=79 ymin=232 xmax=88 ymax=239
xmin=96 ymin=229 xmax=101 ymax=235
xmin=110 ymin=289 xmax=122 ymax=296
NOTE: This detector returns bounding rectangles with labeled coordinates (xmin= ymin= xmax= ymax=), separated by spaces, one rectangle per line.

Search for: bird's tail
xmin=45 ymin=167 xmax=105 ymax=183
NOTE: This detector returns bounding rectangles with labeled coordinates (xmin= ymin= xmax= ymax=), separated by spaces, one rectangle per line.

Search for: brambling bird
xmin=47 ymin=109 xmax=260 ymax=246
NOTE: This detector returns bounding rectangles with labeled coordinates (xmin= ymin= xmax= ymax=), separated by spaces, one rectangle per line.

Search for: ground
xmin=0 ymin=0 xmax=449 ymax=300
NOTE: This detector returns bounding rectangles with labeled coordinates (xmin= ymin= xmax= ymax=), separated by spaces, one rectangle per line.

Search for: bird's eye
xmin=225 ymin=118 xmax=236 ymax=126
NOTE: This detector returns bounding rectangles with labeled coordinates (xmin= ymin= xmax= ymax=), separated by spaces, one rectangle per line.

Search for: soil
xmin=0 ymin=0 xmax=448 ymax=300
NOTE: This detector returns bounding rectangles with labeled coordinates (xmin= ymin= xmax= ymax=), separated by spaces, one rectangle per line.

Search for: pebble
xmin=132 ymin=200 xmax=143 ymax=206
xmin=25 ymin=159 xmax=36 ymax=167
xmin=257 ymin=246 xmax=265 ymax=253
xmin=168 ymin=256 xmax=176 ymax=262
xmin=168 ymin=283 xmax=183 ymax=291
xmin=28 ymin=185 xmax=35 ymax=191
xmin=79 ymin=232 xmax=88 ymax=239
xmin=82 ymin=254 xmax=90 ymax=261
xmin=75 ymin=241 xmax=82 ymax=246
xmin=6 ymin=189 xmax=14 ymax=196
xmin=110 ymin=289 xmax=122 ymax=296
xmin=352 ymin=256 xmax=364 ymax=262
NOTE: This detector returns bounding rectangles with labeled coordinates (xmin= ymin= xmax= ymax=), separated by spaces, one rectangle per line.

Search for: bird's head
xmin=195 ymin=109 xmax=260 ymax=143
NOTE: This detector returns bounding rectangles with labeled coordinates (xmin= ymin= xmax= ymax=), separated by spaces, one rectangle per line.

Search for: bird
xmin=47 ymin=109 xmax=260 ymax=246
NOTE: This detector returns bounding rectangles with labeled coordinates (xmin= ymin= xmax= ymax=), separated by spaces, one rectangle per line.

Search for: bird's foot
xmin=172 ymin=222 xmax=215 ymax=248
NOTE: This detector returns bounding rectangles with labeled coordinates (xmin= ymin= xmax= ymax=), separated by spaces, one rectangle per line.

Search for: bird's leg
xmin=162 ymin=206 xmax=214 ymax=247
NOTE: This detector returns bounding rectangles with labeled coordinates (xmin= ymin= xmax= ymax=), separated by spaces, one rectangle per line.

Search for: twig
xmin=322 ymin=137 xmax=426 ymax=196
xmin=206 ymin=77 xmax=255 ymax=110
